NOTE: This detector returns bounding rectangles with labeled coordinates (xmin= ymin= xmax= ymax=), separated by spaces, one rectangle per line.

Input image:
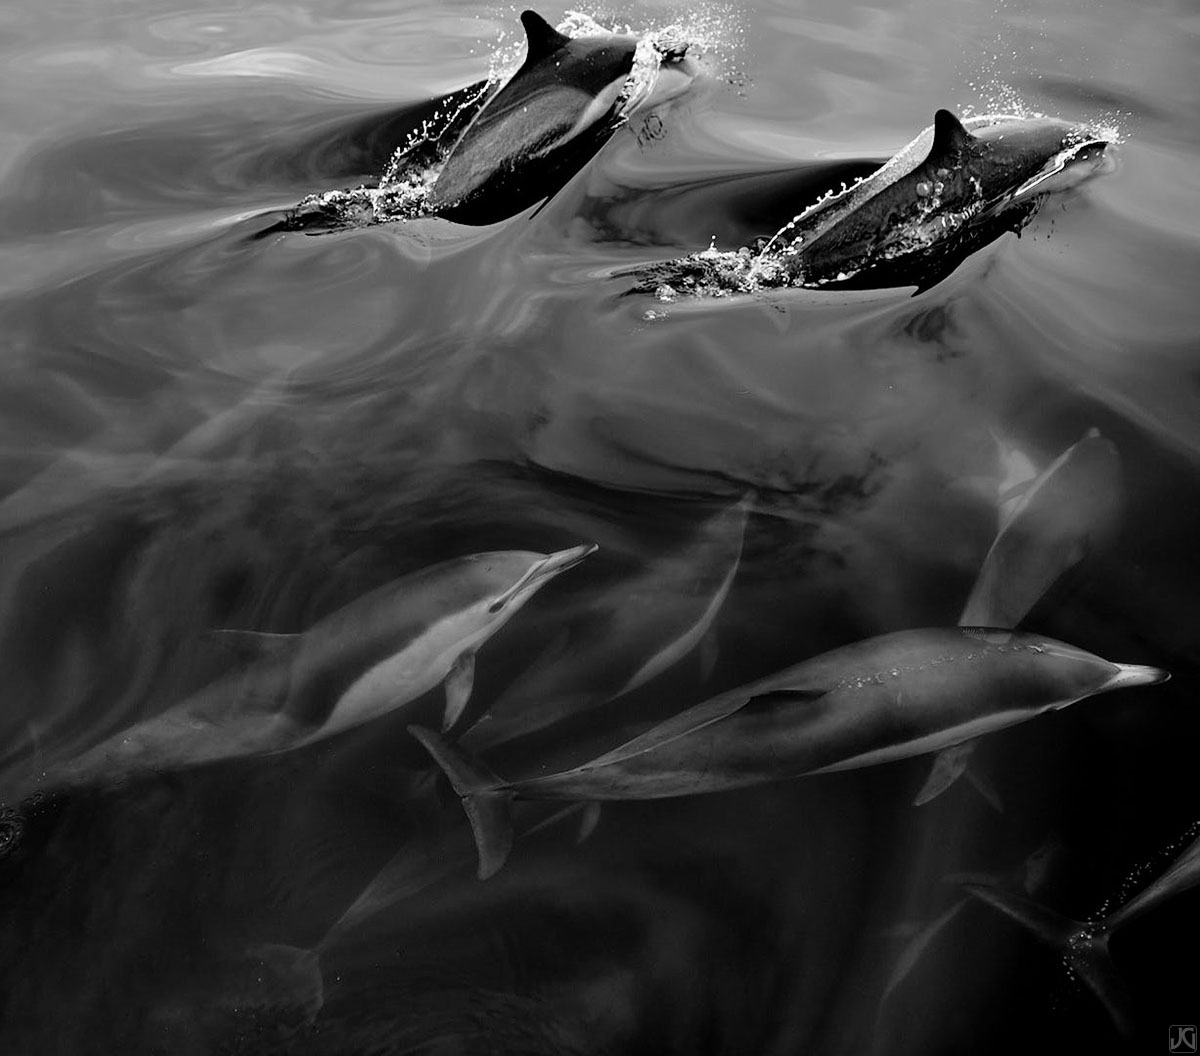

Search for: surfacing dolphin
xmin=628 ymin=109 xmax=1113 ymax=298
xmin=429 ymin=11 xmax=695 ymax=224
xmin=2 ymin=544 xmax=594 ymax=803
xmin=275 ymin=11 xmax=696 ymax=233
xmin=412 ymin=627 xmax=1167 ymax=877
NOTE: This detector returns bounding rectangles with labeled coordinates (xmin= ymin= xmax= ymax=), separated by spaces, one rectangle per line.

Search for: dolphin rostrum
xmin=463 ymin=496 xmax=748 ymax=752
xmin=412 ymin=627 xmax=1167 ymax=877
xmin=8 ymin=544 xmax=595 ymax=800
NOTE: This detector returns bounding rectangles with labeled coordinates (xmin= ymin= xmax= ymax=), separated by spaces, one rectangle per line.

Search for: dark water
xmin=1 ymin=1 xmax=1198 ymax=1053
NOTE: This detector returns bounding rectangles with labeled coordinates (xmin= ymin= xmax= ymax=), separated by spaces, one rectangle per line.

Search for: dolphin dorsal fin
xmin=520 ymin=10 xmax=571 ymax=63
xmin=928 ymin=108 xmax=974 ymax=161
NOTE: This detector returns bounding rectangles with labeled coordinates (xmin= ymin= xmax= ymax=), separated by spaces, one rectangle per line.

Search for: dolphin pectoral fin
xmin=409 ymin=725 xmax=514 ymax=879
xmin=208 ymin=629 xmax=301 ymax=661
xmin=441 ymin=651 xmax=476 ymax=731
xmin=913 ymin=742 xmax=976 ymax=806
xmin=962 ymin=883 xmax=1131 ymax=1035
xmin=577 ymin=802 xmax=602 ymax=844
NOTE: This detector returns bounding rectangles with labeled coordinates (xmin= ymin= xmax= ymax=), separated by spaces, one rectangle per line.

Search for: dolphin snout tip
xmin=538 ymin=542 xmax=598 ymax=576
xmin=1105 ymin=663 xmax=1170 ymax=691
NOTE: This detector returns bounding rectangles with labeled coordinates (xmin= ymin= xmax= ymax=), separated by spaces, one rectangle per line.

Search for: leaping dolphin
xmin=272 ymin=11 xmax=697 ymax=233
xmin=429 ymin=11 xmax=695 ymax=224
xmin=4 ymin=544 xmax=595 ymax=802
xmin=412 ymin=627 xmax=1167 ymax=877
xmin=629 ymin=109 xmax=1112 ymax=297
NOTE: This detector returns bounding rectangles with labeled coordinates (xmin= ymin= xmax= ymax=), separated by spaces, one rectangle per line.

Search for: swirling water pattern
xmin=0 ymin=0 xmax=1197 ymax=1053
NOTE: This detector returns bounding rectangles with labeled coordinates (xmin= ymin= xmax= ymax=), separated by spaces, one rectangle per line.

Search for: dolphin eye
xmin=488 ymin=599 xmax=505 ymax=614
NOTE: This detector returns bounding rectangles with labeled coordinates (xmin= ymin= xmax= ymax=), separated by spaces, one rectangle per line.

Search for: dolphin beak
xmin=1008 ymin=138 xmax=1111 ymax=203
xmin=1102 ymin=663 xmax=1170 ymax=692
xmin=487 ymin=543 xmax=597 ymax=615
xmin=531 ymin=543 xmax=598 ymax=583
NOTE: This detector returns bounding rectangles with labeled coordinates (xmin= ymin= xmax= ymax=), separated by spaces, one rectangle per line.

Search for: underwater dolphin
xmin=915 ymin=428 xmax=1122 ymax=805
xmin=429 ymin=11 xmax=695 ymax=224
xmin=463 ymin=496 xmax=748 ymax=752
xmin=9 ymin=545 xmax=594 ymax=799
xmin=412 ymin=627 xmax=1167 ymax=877
xmin=963 ymin=823 xmax=1200 ymax=1035
xmin=629 ymin=109 xmax=1111 ymax=297
xmin=237 ymin=798 xmax=595 ymax=1025
xmin=959 ymin=428 xmax=1120 ymax=629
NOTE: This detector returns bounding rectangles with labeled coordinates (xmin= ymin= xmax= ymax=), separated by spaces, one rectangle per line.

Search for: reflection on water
xmin=1 ymin=1 xmax=1199 ymax=1053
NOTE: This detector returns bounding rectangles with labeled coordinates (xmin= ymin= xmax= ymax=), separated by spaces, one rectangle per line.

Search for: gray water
xmin=0 ymin=1 xmax=1197 ymax=1053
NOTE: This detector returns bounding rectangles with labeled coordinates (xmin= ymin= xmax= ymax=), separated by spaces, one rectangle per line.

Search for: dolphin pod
xmin=3 ymin=544 xmax=594 ymax=802
xmin=412 ymin=628 xmax=1168 ymax=878
xmin=272 ymin=12 xmax=1114 ymax=295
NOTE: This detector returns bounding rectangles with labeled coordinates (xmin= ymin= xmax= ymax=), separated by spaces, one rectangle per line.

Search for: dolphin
xmin=412 ymin=627 xmax=1168 ymax=877
xmin=271 ymin=12 xmax=696 ymax=233
xmin=222 ymin=798 xmax=595 ymax=1029
xmin=428 ymin=11 xmax=696 ymax=224
xmin=915 ymin=428 xmax=1122 ymax=805
xmin=962 ymin=823 xmax=1200 ymax=1035
xmin=772 ymin=109 xmax=1112 ymax=289
xmin=7 ymin=544 xmax=594 ymax=800
xmin=959 ymin=428 xmax=1120 ymax=629
xmin=628 ymin=109 xmax=1112 ymax=297
xmin=462 ymin=496 xmax=748 ymax=753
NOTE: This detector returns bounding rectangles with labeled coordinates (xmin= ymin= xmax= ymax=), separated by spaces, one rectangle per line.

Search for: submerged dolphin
xmin=412 ymin=627 xmax=1167 ymax=877
xmin=236 ymin=798 xmax=594 ymax=1026
xmin=7 ymin=545 xmax=594 ymax=800
xmin=429 ymin=11 xmax=695 ymax=224
xmin=629 ymin=109 xmax=1112 ymax=298
xmin=959 ymin=428 xmax=1120 ymax=629
xmin=463 ymin=496 xmax=748 ymax=752
xmin=915 ymin=429 xmax=1123 ymax=805
xmin=963 ymin=822 xmax=1200 ymax=1035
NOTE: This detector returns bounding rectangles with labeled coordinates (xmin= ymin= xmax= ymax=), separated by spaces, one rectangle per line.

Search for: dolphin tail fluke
xmin=961 ymin=883 xmax=1131 ymax=1034
xmin=408 ymin=726 xmax=514 ymax=879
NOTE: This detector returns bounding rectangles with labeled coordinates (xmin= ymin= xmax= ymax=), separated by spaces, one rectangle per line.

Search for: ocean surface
xmin=1 ymin=1 xmax=1198 ymax=1053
